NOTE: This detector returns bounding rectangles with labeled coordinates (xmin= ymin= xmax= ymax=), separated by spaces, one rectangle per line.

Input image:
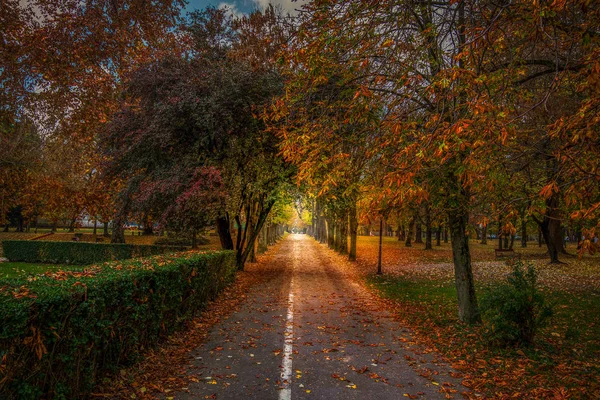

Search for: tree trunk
xmin=338 ymin=213 xmax=348 ymax=255
xmin=249 ymin=236 xmax=258 ymax=262
xmin=111 ymin=217 xmax=125 ymax=244
xmin=449 ymin=209 xmax=480 ymax=324
xmin=334 ymin=220 xmax=342 ymax=252
xmin=480 ymin=225 xmax=487 ymax=244
xmin=436 ymin=226 xmax=441 ymax=246
xmin=521 ymin=217 xmax=527 ymax=248
xmin=444 ymin=226 xmax=448 ymax=243
xmin=349 ymin=204 xmax=358 ymax=261
xmin=538 ymin=219 xmax=560 ymax=263
xmin=192 ymin=230 xmax=198 ymax=249
xmin=414 ymin=223 xmax=423 ymax=243
xmin=377 ymin=218 xmax=383 ymax=275
xmin=498 ymin=218 xmax=503 ymax=250
xmin=327 ymin=219 xmax=335 ymax=248
xmin=405 ymin=219 xmax=414 ymax=247
xmin=425 ymin=208 xmax=432 ymax=250
xmin=236 ymin=200 xmax=274 ymax=270
xmin=216 ymin=214 xmax=234 ymax=250
xmin=103 ymin=222 xmax=109 ymax=237
xmin=536 ymin=192 xmax=565 ymax=263
xmin=68 ymin=218 xmax=76 ymax=233
xmin=311 ymin=199 xmax=316 ymax=239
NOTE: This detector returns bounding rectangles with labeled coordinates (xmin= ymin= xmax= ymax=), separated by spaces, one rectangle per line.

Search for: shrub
xmin=2 ymin=240 xmax=188 ymax=265
xmin=0 ymin=250 xmax=236 ymax=399
xmin=480 ymin=261 xmax=553 ymax=346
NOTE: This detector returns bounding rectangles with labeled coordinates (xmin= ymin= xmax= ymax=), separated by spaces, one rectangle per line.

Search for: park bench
xmin=494 ymin=248 xmax=521 ymax=259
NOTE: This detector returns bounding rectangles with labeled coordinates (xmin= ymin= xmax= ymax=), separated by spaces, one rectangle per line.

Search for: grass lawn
xmin=354 ymin=236 xmax=600 ymax=398
xmin=0 ymin=262 xmax=85 ymax=279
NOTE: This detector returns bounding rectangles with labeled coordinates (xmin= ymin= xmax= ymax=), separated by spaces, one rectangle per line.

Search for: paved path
xmin=167 ymin=234 xmax=465 ymax=399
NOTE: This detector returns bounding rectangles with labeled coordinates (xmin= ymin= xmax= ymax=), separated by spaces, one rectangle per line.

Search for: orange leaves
xmin=10 ymin=285 xmax=37 ymax=299
xmin=539 ymin=182 xmax=560 ymax=199
xmin=23 ymin=327 xmax=48 ymax=361
xmin=353 ymin=85 xmax=373 ymax=100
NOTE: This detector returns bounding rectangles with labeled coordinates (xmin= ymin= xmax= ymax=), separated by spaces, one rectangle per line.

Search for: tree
xmin=102 ymin=7 xmax=292 ymax=269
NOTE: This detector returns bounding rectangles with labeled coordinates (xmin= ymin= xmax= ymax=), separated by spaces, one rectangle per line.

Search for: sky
xmin=184 ymin=0 xmax=304 ymax=16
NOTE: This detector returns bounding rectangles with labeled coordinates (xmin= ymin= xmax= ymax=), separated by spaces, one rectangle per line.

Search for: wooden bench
xmin=494 ymin=248 xmax=520 ymax=259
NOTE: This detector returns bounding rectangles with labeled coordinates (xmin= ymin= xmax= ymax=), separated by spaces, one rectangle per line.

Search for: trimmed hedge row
xmin=0 ymin=250 xmax=236 ymax=399
xmin=2 ymin=240 xmax=188 ymax=265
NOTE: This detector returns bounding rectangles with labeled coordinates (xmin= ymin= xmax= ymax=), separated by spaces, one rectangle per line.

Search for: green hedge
xmin=2 ymin=240 xmax=188 ymax=265
xmin=0 ymin=250 xmax=236 ymax=399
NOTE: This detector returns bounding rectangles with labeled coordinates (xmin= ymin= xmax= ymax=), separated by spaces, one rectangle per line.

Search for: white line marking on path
xmin=279 ymin=240 xmax=297 ymax=400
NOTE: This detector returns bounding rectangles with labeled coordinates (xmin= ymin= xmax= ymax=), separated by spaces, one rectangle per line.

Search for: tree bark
xmin=449 ymin=209 xmax=480 ymax=324
xmin=111 ymin=217 xmax=125 ymax=243
xmin=236 ymin=199 xmax=275 ymax=270
xmin=334 ymin=220 xmax=342 ymax=252
xmin=216 ymin=214 xmax=234 ymax=250
xmin=424 ymin=208 xmax=432 ymax=250
xmin=192 ymin=230 xmax=198 ymax=249
xmin=349 ymin=203 xmax=358 ymax=261
xmin=534 ymin=191 xmax=565 ymax=263
xmin=414 ymin=222 xmax=423 ymax=243
xmin=521 ymin=215 xmax=527 ymax=248
xmin=327 ymin=219 xmax=335 ymax=248
xmin=377 ymin=218 xmax=383 ymax=275
xmin=498 ymin=217 xmax=503 ymax=250
xmin=405 ymin=218 xmax=414 ymax=247
xmin=338 ymin=213 xmax=348 ymax=255
xmin=436 ymin=225 xmax=441 ymax=246
xmin=480 ymin=225 xmax=487 ymax=244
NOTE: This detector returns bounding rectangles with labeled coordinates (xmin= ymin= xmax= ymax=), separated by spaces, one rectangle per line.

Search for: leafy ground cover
xmin=355 ymin=236 xmax=600 ymax=398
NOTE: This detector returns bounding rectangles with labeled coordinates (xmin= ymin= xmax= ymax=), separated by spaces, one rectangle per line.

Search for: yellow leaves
xmin=381 ymin=38 xmax=394 ymax=48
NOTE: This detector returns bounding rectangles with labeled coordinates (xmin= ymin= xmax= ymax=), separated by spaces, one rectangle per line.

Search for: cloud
xmin=218 ymin=2 xmax=246 ymax=18
xmin=251 ymin=0 xmax=305 ymax=15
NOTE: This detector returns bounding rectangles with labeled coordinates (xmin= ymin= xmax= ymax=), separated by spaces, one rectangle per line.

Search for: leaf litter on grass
xmin=349 ymin=236 xmax=600 ymax=399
